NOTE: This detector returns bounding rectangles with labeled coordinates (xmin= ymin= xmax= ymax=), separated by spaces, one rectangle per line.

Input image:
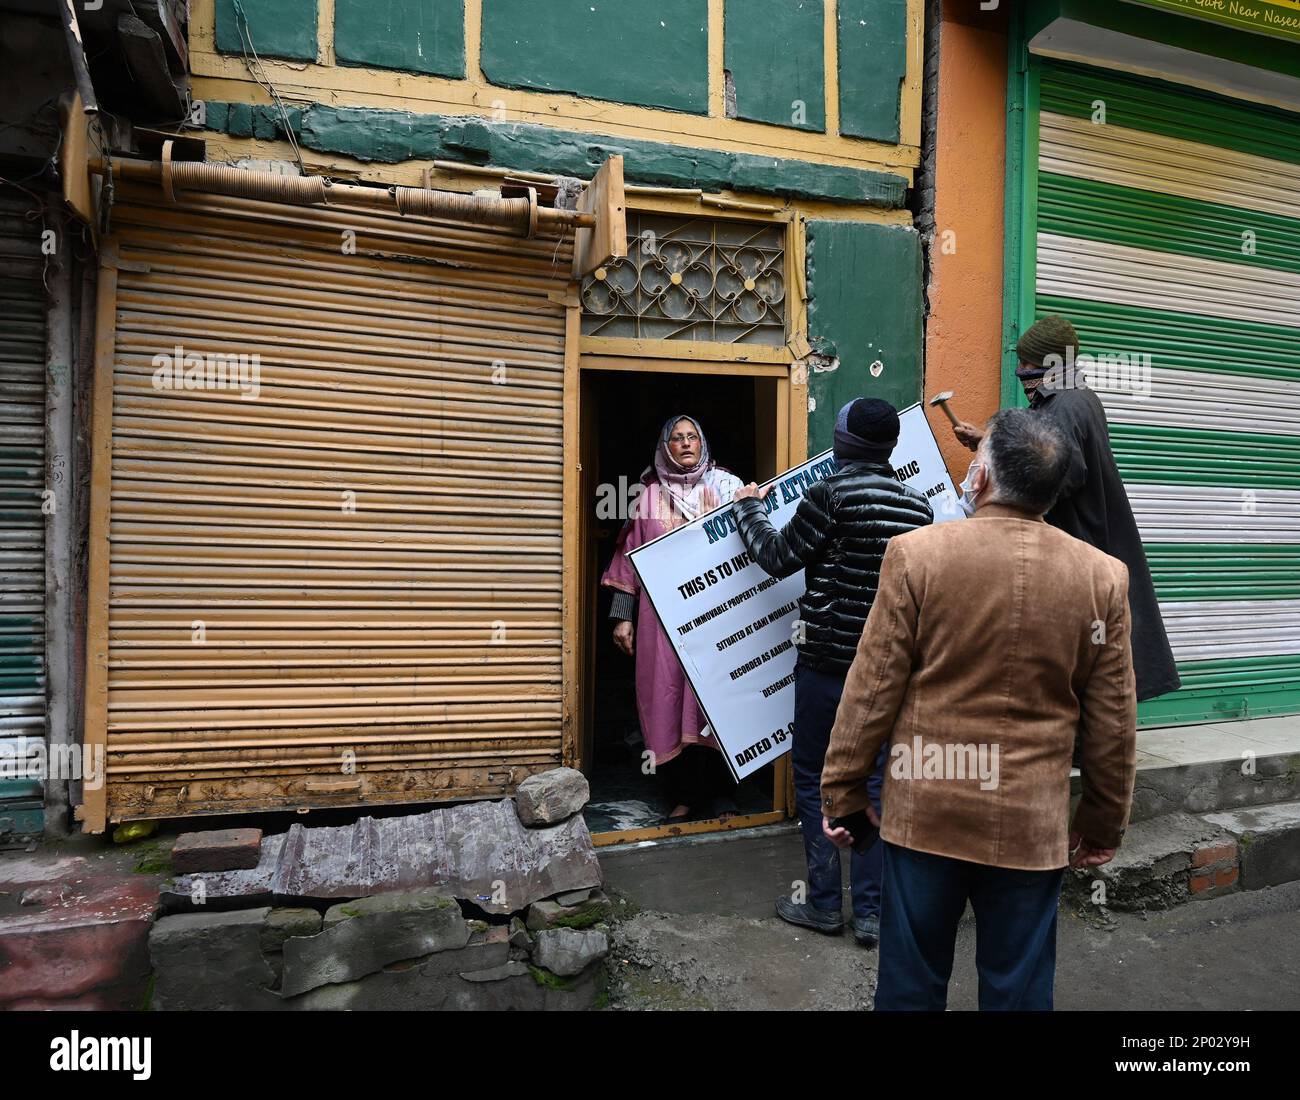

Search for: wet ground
xmin=598 ymin=825 xmax=1300 ymax=1011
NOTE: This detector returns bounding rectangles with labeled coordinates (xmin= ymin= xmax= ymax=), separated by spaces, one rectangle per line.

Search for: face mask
xmin=958 ymin=462 xmax=985 ymax=517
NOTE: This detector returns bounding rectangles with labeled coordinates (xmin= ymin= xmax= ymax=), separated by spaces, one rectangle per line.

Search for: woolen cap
xmin=1016 ymin=314 xmax=1079 ymax=367
xmin=843 ymin=398 xmax=900 ymax=442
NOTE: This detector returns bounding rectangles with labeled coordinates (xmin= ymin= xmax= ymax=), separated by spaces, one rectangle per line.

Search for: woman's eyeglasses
xmin=669 ymin=433 xmax=700 ymax=445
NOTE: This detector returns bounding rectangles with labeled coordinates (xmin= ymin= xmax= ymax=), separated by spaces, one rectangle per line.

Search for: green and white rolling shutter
xmin=1033 ymin=62 xmax=1300 ymax=726
xmin=0 ymin=194 xmax=46 ymax=837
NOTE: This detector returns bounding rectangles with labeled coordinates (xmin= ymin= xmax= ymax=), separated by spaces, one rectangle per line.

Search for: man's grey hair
xmin=983 ymin=409 xmax=1071 ymax=514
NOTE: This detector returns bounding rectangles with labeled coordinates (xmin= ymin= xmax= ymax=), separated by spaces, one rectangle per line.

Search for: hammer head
xmin=928 ymin=390 xmax=961 ymax=426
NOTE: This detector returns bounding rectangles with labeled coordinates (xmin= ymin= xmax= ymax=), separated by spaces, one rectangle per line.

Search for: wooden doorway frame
xmin=560 ymin=200 xmax=809 ymax=846
xmin=569 ymin=353 xmax=805 ymax=847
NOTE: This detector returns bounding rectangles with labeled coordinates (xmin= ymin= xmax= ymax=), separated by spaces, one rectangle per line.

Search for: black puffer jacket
xmin=734 ymin=461 xmax=934 ymax=673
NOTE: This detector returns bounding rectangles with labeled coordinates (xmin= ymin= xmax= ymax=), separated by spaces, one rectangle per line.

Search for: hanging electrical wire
xmin=230 ymin=0 xmax=306 ymax=174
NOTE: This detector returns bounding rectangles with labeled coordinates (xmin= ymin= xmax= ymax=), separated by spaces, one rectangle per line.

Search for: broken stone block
xmin=280 ymin=889 xmax=470 ymax=997
xmin=150 ymin=908 xmax=284 ymax=1011
xmin=260 ymin=908 xmax=323 ymax=984
xmin=556 ymin=888 xmax=592 ymax=906
xmin=509 ymin=917 xmax=531 ymax=950
xmin=526 ymin=889 xmax=613 ymax=931
xmin=263 ymin=907 xmax=323 ymax=950
xmin=287 ymin=934 xmax=510 ymax=1010
xmin=532 ymin=927 xmax=609 ymax=977
xmin=442 ymin=963 xmax=602 ymax=1010
xmin=171 ymin=828 xmax=263 ymax=873
xmin=460 ymin=961 xmax=530 ymax=982
xmin=515 ymin=767 xmax=590 ymax=826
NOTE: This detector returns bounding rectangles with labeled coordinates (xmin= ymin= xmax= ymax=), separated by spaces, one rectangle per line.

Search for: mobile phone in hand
xmin=828 ymin=809 xmax=880 ymax=855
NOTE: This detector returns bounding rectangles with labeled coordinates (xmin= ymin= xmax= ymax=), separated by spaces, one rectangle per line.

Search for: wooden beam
xmin=75 ymin=241 xmax=119 ymax=835
xmin=560 ymin=300 xmax=581 ymax=767
xmin=572 ymin=156 xmax=626 ymax=278
xmin=592 ymin=811 xmax=788 ymax=846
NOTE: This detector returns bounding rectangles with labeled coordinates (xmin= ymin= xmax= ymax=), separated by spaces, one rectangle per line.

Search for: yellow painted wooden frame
xmin=572 ymin=351 xmax=803 ymax=846
xmin=187 ymin=0 xmax=924 ymax=178
xmin=568 ymin=199 xmax=807 ymax=845
xmin=75 ymin=241 xmax=120 ymax=835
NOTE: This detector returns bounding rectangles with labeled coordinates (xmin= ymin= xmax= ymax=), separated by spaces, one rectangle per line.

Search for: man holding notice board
xmin=732 ymin=398 xmax=933 ymax=948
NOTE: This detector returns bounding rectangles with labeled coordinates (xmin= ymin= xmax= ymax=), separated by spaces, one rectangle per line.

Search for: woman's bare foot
xmin=717 ymin=809 xmax=739 ymax=822
xmin=667 ymin=804 xmax=691 ymax=821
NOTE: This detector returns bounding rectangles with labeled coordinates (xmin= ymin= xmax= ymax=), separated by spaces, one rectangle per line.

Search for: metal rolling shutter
xmin=0 ymin=194 xmax=47 ymax=838
xmin=1034 ymin=61 xmax=1300 ymax=725
xmin=85 ymin=180 xmax=573 ymax=827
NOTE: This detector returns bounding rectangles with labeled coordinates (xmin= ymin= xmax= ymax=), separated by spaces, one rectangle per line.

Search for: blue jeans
xmin=876 ymin=842 xmax=1064 ymax=1011
xmin=792 ymin=663 xmax=886 ymax=919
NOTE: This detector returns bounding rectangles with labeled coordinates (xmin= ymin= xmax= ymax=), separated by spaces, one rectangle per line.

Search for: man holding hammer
xmin=948 ymin=314 xmax=1179 ymax=703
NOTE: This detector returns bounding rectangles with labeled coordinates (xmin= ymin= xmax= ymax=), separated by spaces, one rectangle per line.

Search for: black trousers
xmin=661 ymin=745 xmax=733 ymax=811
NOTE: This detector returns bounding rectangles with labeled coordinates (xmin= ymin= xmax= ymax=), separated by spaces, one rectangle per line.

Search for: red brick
xmin=1213 ymin=866 xmax=1239 ymax=888
xmin=171 ymin=827 xmax=263 ymax=873
xmin=1189 ymin=873 xmax=1212 ymax=894
xmin=1192 ymin=841 xmax=1238 ymax=869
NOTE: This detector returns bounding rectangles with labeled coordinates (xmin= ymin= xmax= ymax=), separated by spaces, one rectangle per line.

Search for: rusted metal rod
xmin=95 ymin=156 xmax=596 ymax=235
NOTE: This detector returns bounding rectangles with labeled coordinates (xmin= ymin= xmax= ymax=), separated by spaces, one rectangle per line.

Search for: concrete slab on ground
xmin=1090 ymin=717 xmax=1300 ymax=823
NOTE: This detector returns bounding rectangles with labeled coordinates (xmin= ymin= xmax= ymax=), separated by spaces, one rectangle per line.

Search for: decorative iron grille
xmin=581 ymin=214 xmax=786 ymax=345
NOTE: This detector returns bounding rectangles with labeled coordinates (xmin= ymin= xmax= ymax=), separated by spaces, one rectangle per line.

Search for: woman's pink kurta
xmin=601 ymin=480 xmax=730 ymax=766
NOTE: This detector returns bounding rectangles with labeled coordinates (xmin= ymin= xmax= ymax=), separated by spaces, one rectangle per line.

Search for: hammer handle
xmin=933 ymin=399 xmax=961 ymax=427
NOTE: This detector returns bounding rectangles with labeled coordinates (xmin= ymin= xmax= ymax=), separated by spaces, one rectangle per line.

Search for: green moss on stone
xmin=528 ymin=965 xmax=577 ymax=991
xmin=550 ymin=908 xmax=606 ymax=930
xmin=131 ymin=841 xmax=171 ymax=876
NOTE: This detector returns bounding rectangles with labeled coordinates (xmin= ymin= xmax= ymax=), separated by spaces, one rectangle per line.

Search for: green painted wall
xmin=479 ymin=0 xmax=709 ymax=113
xmin=201 ymin=101 xmax=907 ymax=206
xmin=725 ymin=0 xmax=825 ymax=131
xmin=334 ymin=0 xmax=465 ymax=77
xmin=805 ymin=220 xmax=923 ymax=451
xmin=215 ymin=0 xmax=318 ymax=63
xmin=837 ymin=0 xmax=907 ymax=142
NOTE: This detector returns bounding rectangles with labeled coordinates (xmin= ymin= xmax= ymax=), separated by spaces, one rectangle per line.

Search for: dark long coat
xmin=1034 ymin=386 xmax=1181 ymax=702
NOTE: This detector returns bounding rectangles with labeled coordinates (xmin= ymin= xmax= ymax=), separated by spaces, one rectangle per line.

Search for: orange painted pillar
xmin=923 ymin=2 xmax=1009 ymax=481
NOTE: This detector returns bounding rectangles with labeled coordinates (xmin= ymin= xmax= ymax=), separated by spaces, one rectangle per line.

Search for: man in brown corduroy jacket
xmin=821 ymin=408 xmax=1137 ymax=1011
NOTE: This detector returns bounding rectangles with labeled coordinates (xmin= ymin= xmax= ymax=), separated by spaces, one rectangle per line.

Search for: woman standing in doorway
xmin=601 ymin=415 xmax=743 ymax=824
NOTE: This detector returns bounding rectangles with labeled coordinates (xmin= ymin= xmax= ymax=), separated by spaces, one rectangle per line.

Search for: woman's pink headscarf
xmin=643 ymin=414 xmax=737 ymax=522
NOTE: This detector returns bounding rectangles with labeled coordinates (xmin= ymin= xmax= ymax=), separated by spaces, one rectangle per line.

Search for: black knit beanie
xmin=846 ymin=398 xmax=900 ymax=441
xmin=835 ymin=398 xmax=900 ymax=463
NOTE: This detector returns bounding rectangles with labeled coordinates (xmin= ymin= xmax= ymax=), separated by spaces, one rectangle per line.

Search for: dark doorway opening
xmin=582 ymin=368 xmax=779 ymax=833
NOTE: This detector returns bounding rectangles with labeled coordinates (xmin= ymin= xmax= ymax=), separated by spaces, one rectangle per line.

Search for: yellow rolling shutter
xmin=82 ymin=181 xmax=574 ymax=828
